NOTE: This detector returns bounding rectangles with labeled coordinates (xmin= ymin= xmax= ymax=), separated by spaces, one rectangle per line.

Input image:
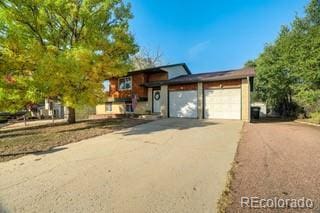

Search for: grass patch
xmin=0 ymin=118 xmax=151 ymax=162
xmin=296 ymin=112 xmax=320 ymax=126
xmin=309 ymin=112 xmax=320 ymax=124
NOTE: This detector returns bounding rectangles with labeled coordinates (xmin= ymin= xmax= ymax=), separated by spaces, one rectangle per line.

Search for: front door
xmin=153 ymin=90 xmax=161 ymax=113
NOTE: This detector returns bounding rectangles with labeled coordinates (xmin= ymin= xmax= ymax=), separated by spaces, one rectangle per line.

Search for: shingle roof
xmin=130 ymin=63 xmax=191 ymax=74
xmin=143 ymin=67 xmax=255 ymax=87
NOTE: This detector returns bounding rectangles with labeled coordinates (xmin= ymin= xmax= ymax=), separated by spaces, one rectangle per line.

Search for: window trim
xmin=118 ymin=76 xmax=132 ymax=91
xmin=105 ymin=102 xmax=112 ymax=112
xmin=103 ymin=80 xmax=110 ymax=92
xmin=125 ymin=102 xmax=134 ymax=113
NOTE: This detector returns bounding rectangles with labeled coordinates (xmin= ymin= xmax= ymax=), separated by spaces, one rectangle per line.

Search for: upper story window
xmin=118 ymin=76 xmax=132 ymax=90
xmin=103 ymin=80 xmax=110 ymax=92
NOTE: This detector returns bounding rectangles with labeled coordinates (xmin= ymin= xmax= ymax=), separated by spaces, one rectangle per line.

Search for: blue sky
xmin=129 ymin=0 xmax=309 ymax=73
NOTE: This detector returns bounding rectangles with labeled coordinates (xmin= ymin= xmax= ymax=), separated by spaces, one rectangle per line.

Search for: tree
xmin=244 ymin=60 xmax=257 ymax=68
xmin=131 ymin=47 xmax=164 ymax=70
xmin=253 ymin=0 xmax=320 ymax=117
xmin=0 ymin=0 xmax=138 ymax=123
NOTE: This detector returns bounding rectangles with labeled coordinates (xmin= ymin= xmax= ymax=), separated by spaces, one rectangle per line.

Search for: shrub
xmin=296 ymin=90 xmax=320 ymax=116
xmin=310 ymin=112 xmax=320 ymax=124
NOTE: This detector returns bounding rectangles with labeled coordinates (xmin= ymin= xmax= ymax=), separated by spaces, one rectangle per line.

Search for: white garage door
xmin=205 ymin=88 xmax=241 ymax=119
xmin=169 ymin=90 xmax=198 ymax=118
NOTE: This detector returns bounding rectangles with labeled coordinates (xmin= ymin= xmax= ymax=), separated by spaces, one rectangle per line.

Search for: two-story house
xmin=96 ymin=63 xmax=255 ymax=121
xmin=96 ymin=63 xmax=191 ymax=116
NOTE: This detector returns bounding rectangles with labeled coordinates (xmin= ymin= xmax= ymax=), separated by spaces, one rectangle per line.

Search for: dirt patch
xmin=226 ymin=122 xmax=320 ymax=212
xmin=217 ymin=163 xmax=236 ymax=213
xmin=0 ymin=118 xmax=151 ymax=162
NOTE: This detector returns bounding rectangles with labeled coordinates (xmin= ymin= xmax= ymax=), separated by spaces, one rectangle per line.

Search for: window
xmin=118 ymin=77 xmax=132 ymax=90
xmin=125 ymin=102 xmax=133 ymax=113
xmin=105 ymin=102 xmax=112 ymax=112
xmin=103 ymin=80 xmax=110 ymax=92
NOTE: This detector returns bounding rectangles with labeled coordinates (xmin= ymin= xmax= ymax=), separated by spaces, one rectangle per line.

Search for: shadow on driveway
xmin=117 ymin=118 xmax=218 ymax=136
xmin=0 ymin=147 xmax=67 ymax=158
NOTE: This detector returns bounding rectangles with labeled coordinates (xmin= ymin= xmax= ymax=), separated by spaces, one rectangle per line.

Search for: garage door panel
xmin=205 ymin=89 xmax=241 ymax=120
xmin=169 ymin=91 xmax=197 ymax=118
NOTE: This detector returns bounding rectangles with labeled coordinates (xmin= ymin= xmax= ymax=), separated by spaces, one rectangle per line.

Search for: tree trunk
xmin=52 ymin=112 xmax=55 ymax=125
xmin=67 ymin=107 xmax=76 ymax=124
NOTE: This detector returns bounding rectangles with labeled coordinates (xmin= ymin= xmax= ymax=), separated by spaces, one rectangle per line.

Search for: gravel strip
xmin=227 ymin=122 xmax=320 ymax=212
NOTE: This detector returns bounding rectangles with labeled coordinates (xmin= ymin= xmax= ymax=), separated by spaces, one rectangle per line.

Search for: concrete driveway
xmin=0 ymin=118 xmax=243 ymax=213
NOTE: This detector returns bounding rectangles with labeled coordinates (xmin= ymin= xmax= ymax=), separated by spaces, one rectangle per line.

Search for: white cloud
xmin=188 ymin=40 xmax=211 ymax=58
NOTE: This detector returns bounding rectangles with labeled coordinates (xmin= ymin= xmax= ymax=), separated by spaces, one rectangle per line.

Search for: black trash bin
xmin=251 ymin=106 xmax=261 ymax=120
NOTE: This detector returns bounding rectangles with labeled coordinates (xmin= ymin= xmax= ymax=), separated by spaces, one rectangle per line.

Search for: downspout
xmin=247 ymin=76 xmax=251 ymax=122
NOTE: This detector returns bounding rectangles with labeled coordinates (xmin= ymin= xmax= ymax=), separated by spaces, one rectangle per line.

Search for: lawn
xmin=0 ymin=118 xmax=151 ymax=162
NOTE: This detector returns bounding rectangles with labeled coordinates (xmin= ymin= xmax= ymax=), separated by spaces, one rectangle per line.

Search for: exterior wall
xmin=96 ymin=102 xmax=126 ymax=115
xmin=241 ymin=79 xmax=249 ymax=121
xmin=147 ymin=72 xmax=168 ymax=82
xmin=160 ymin=85 xmax=168 ymax=117
xmin=132 ymin=73 xmax=148 ymax=98
xmin=162 ymin=66 xmax=189 ymax=79
xmin=147 ymin=88 xmax=153 ymax=113
xmin=96 ymin=102 xmax=150 ymax=115
xmin=106 ymin=71 xmax=170 ymax=100
xmin=107 ymin=73 xmax=147 ymax=99
xmin=75 ymin=106 xmax=96 ymax=120
xmin=134 ymin=101 xmax=150 ymax=114
xmin=203 ymin=79 xmax=241 ymax=89
xmin=108 ymin=78 xmax=131 ymax=99
xmin=197 ymin=82 xmax=203 ymax=119
xmin=168 ymin=83 xmax=198 ymax=91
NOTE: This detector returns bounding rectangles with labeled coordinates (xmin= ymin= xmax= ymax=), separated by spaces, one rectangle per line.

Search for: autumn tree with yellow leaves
xmin=0 ymin=0 xmax=138 ymax=123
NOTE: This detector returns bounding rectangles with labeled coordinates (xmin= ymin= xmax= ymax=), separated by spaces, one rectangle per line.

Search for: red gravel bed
xmin=227 ymin=122 xmax=320 ymax=212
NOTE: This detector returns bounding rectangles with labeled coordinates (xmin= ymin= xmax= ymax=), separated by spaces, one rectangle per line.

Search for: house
xmin=96 ymin=63 xmax=255 ymax=121
xmin=40 ymin=99 xmax=95 ymax=120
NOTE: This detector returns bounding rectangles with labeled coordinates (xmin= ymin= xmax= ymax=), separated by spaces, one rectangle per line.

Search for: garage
xmin=204 ymin=88 xmax=241 ymax=119
xmin=169 ymin=90 xmax=198 ymax=118
xmin=144 ymin=67 xmax=254 ymax=121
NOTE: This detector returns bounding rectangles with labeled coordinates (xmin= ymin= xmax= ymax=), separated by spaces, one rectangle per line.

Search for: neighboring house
xmin=96 ymin=63 xmax=255 ymax=121
xmin=37 ymin=99 xmax=66 ymax=119
xmin=41 ymin=100 xmax=95 ymax=120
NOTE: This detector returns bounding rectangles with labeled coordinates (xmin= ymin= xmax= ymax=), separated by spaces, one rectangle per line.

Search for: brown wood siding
xmin=203 ymin=79 xmax=241 ymax=89
xmin=132 ymin=73 xmax=148 ymax=97
xmin=107 ymin=77 xmax=131 ymax=99
xmin=147 ymin=72 xmax=168 ymax=82
xmin=107 ymin=73 xmax=148 ymax=99
xmin=168 ymin=83 xmax=198 ymax=91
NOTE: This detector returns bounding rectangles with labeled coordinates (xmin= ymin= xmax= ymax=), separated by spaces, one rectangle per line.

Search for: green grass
xmin=309 ymin=112 xmax=320 ymax=124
